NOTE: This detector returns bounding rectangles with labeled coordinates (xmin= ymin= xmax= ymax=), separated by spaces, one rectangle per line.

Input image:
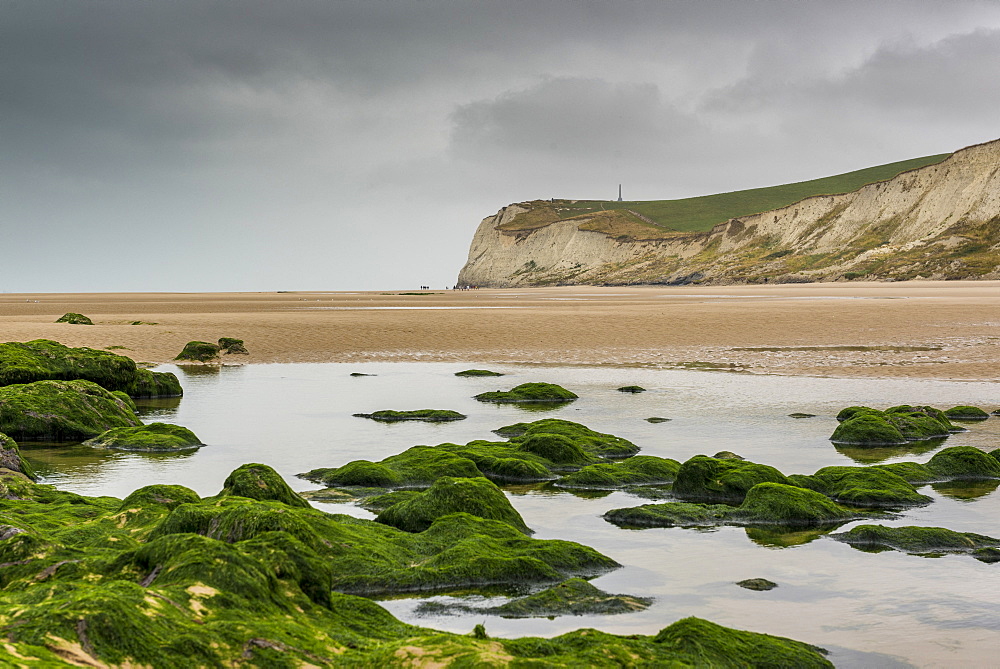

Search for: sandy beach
xmin=0 ymin=281 xmax=997 ymax=380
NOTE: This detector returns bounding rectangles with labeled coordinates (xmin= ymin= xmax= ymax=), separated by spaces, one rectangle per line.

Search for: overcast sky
xmin=3 ymin=0 xmax=1000 ymax=292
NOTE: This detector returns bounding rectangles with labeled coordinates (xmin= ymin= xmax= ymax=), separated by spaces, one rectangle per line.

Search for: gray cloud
xmin=2 ymin=0 xmax=1000 ymax=291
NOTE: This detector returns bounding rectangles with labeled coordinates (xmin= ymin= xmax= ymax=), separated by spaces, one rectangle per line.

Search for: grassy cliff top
xmin=501 ymin=152 xmax=951 ymax=236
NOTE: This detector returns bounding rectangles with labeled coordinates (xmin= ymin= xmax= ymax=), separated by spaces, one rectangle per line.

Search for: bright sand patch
xmin=0 ymin=281 xmax=996 ymax=380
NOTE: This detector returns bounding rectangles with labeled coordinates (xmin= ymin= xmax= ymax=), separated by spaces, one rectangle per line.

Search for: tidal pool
xmin=22 ymin=363 xmax=1000 ymax=668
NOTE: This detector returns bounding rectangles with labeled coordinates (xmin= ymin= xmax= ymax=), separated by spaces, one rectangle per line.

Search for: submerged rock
xmin=455 ymin=369 xmax=504 ymax=377
xmin=645 ymin=416 xmax=671 ymax=423
xmin=0 ymin=339 xmax=181 ymax=398
xmin=375 ymin=476 xmax=531 ymax=534
xmin=353 ymin=409 xmax=467 ymax=422
xmin=84 ymin=422 xmax=203 ymax=452
xmin=475 ymin=382 xmax=578 ymax=404
xmin=0 ymin=379 xmax=142 ymax=441
xmin=831 ymin=524 xmax=1000 ymax=562
xmin=174 ymin=341 xmax=220 ymax=362
xmin=55 ymin=312 xmax=93 ymax=325
xmin=217 ymin=337 xmax=249 ymax=355
xmin=555 ymin=456 xmax=680 ymax=489
xmin=617 ymin=385 xmax=645 ymax=393
xmin=736 ymin=578 xmax=777 ymax=591
xmin=788 ymin=413 xmax=817 ymax=418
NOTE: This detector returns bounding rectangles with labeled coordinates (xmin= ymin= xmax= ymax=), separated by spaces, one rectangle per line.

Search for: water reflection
xmin=834 ymin=438 xmax=946 ymax=464
xmin=134 ymin=396 xmax=182 ymax=420
xmin=930 ymin=479 xmax=1000 ymax=501
xmin=745 ymin=524 xmax=842 ymax=548
xmin=509 ymin=401 xmax=575 ymax=413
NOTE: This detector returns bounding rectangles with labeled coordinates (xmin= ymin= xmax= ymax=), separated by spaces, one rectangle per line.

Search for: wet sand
xmin=0 ymin=281 xmax=997 ymax=380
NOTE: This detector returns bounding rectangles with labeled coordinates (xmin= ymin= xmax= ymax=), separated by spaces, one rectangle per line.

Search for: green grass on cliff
xmin=529 ymin=153 xmax=951 ymax=234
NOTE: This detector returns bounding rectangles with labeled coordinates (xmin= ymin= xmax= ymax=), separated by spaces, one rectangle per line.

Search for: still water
xmin=23 ymin=363 xmax=1000 ymax=668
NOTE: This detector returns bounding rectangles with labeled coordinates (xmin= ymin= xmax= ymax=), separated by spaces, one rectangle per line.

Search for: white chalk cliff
xmin=458 ymin=139 xmax=1000 ymax=286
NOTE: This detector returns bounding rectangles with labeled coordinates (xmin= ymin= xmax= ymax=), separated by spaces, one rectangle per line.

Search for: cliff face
xmin=458 ymin=139 xmax=1000 ymax=286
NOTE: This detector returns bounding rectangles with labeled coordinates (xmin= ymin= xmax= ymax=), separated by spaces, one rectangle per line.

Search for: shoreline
xmin=1 ymin=280 xmax=998 ymax=381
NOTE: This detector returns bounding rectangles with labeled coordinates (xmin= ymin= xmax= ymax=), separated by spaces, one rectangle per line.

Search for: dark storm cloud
xmin=2 ymin=0 xmax=1000 ymax=291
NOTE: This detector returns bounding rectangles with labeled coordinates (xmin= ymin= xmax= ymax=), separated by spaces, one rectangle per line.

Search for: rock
xmin=0 ymin=339 xmax=181 ymax=398
xmin=788 ymin=413 xmax=816 ymax=418
xmin=831 ymin=524 xmax=1000 ymax=562
xmin=712 ymin=451 xmax=744 ymax=460
xmin=455 ymin=369 xmax=504 ymax=377
xmin=84 ymin=422 xmax=203 ymax=452
xmin=672 ymin=455 xmax=792 ymax=502
xmin=217 ymin=337 xmax=248 ymax=354
xmin=617 ymin=385 xmax=645 ymax=393
xmin=349 ymin=372 xmax=375 ymax=377
xmin=300 ymin=445 xmax=482 ymax=489
xmin=375 ymin=476 xmax=532 ymax=534
xmin=793 ymin=466 xmax=931 ymax=508
xmin=736 ymin=578 xmax=777 ymax=591
xmin=474 ymin=382 xmax=578 ymax=404
xmin=219 ymin=463 xmax=311 ymax=508
xmin=353 ymin=409 xmax=467 ymax=422
xmin=174 ymin=341 xmax=220 ymax=362
xmin=0 ymin=379 xmax=142 ymax=441
xmin=0 ymin=432 xmax=36 ymax=480
xmin=645 ymin=416 xmax=671 ymax=423
xmin=830 ymin=414 xmax=907 ymax=445
xmin=55 ymin=312 xmax=92 ymax=325
xmin=554 ymin=456 xmax=680 ymax=489
xmin=494 ymin=418 xmax=640 ymax=458
xmin=944 ymin=405 xmax=990 ymax=420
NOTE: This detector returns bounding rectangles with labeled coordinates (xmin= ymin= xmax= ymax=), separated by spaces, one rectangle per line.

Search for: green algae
xmin=174 ymin=341 xmax=220 ymax=363
xmin=375 ymin=476 xmax=532 ymax=535
xmin=474 ymin=382 xmax=579 ymax=404
xmin=301 ymin=446 xmax=482 ymax=488
xmin=831 ymin=524 xmax=1000 ymax=562
xmin=944 ymin=405 xmax=990 ymax=420
xmin=604 ymin=482 xmax=870 ymax=529
xmin=830 ymin=414 xmax=907 ymax=445
xmin=0 ymin=432 xmax=36 ymax=480
xmin=55 ymin=312 xmax=93 ymax=325
xmin=0 ymin=379 xmax=142 ymax=442
xmin=217 ymin=337 xmax=248 ymax=354
xmin=925 ymin=446 xmax=1000 ymax=479
xmin=617 ymin=385 xmax=645 ymax=393
xmin=672 ymin=455 xmax=792 ymax=502
xmin=795 ymin=466 xmax=931 ymax=508
xmin=454 ymin=369 xmax=504 ymax=377
xmin=0 ymin=466 xmax=831 ymax=666
xmin=83 ymin=422 xmax=203 ymax=452
xmin=220 ymin=463 xmax=311 ymax=508
xmin=496 ymin=418 xmax=640 ymax=458
xmin=353 ymin=409 xmax=467 ymax=422
xmin=554 ymin=455 xmax=680 ymax=489
xmin=832 ymin=405 xmax=963 ymax=446
xmin=0 ymin=339 xmax=181 ymax=398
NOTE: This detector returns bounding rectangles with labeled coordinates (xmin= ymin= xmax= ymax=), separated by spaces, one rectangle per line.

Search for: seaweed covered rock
xmin=217 ymin=337 xmax=249 ymax=354
xmin=831 ymin=524 xmax=1000 ymax=562
xmin=0 ymin=467 xmax=831 ymax=667
xmin=55 ymin=312 xmax=93 ymax=325
xmin=830 ymin=414 xmax=907 ymax=445
xmin=489 ymin=578 xmax=651 ymax=618
xmin=474 ymin=382 xmax=578 ymax=404
xmin=354 ymin=409 xmax=466 ymax=422
xmin=604 ymin=483 xmax=868 ymax=529
xmin=300 ymin=445 xmax=482 ymax=488
xmin=736 ymin=578 xmax=777 ymax=591
xmin=617 ymin=385 xmax=645 ymax=393
xmin=0 ymin=339 xmax=181 ymax=398
xmin=646 ymin=416 xmax=671 ymax=423
xmin=517 ymin=433 xmax=597 ymax=466
xmin=673 ymin=455 xmax=792 ymax=502
xmin=555 ymin=456 xmax=680 ymax=489
xmin=925 ymin=446 xmax=1000 ymax=479
xmin=495 ymin=418 xmax=640 ymax=458
xmin=0 ymin=379 xmax=142 ymax=441
xmin=836 ymin=406 xmax=882 ymax=422
xmin=455 ymin=369 xmax=504 ymax=377
xmin=220 ymin=463 xmax=311 ymax=508
xmin=375 ymin=476 xmax=531 ymax=534
xmin=944 ymin=405 xmax=990 ymax=420
xmin=0 ymin=432 xmax=35 ymax=480
xmin=174 ymin=340 xmax=221 ymax=362
xmin=84 ymin=422 xmax=203 ymax=452
xmin=795 ymin=466 xmax=932 ymax=508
